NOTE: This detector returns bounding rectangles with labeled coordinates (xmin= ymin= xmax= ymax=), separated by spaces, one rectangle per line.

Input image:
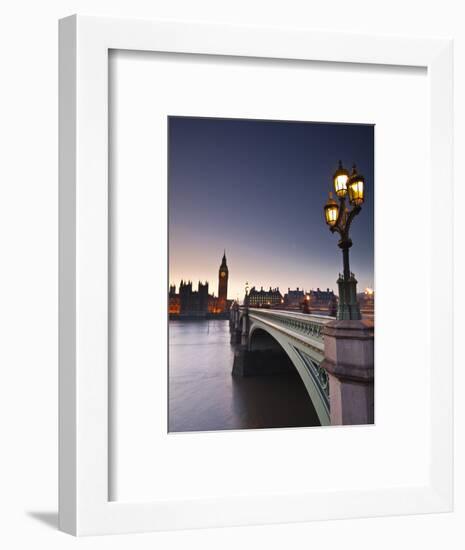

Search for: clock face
xmin=220 ymin=271 xmax=226 ymax=278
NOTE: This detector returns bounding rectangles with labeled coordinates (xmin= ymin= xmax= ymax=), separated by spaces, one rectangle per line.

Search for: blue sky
xmin=169 ymin=116 xmax=374 ymax=301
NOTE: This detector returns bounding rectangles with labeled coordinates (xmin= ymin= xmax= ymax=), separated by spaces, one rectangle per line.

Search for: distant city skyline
xmin=169 ymin=116 xmax=374 ymax=301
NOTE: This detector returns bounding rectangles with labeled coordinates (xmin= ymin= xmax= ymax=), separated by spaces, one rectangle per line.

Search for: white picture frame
xmin=59 ymin=14 xmax=453 ymax=536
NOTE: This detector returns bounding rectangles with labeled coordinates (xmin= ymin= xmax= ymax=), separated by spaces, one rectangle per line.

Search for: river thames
xmin=168 ymin=319 xmax=319 ymax=432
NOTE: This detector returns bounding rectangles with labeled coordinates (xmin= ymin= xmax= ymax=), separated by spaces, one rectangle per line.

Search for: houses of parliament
xmin=169 ymin=252 xmax=232 ymax=318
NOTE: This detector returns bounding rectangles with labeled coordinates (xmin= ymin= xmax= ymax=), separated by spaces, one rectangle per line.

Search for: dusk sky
xmin=168 ymin=116 xmax=374 ymax=302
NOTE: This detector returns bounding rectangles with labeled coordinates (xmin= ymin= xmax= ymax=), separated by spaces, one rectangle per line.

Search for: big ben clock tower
xmin=218 ymin=251 xmax=229 ymax=311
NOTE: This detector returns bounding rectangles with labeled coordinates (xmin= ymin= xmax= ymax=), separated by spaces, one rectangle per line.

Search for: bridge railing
xmin=242 ymin=307 xmax=334 ymax=344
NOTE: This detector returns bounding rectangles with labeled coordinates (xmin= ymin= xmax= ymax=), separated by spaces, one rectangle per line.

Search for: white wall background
xmin=0 ymin=1 xmax=463 ymax=548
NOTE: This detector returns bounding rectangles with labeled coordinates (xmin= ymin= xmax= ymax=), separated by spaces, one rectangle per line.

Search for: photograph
xmin=168 ymin=116 xmax=374 ymax=432
xmin=0 ymin=2 xmax=455 ymax=544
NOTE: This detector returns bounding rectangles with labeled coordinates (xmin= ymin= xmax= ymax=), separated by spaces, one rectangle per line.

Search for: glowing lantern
xmin=348 ymin=165 xmax=365 ymax=206
xmin=333 ymin=160 xmax=350 ymax=198
xmin=324 ymin=192 xmax=339 ymax=227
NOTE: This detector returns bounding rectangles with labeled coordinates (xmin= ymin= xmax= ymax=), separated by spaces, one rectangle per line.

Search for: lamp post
xmin=240 ymin=281 xmax=250 ymax=347
xmin=324 ymin=161 xmax=366 ymax=320
xmin=244 ymin=281 xmax=249 ymax=309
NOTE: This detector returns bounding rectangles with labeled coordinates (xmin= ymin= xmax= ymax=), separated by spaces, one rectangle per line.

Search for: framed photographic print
xmin=59 ymin=15 xmax=453 ymax=535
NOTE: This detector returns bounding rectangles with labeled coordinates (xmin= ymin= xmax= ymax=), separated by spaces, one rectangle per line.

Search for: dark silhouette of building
xmin=169 ymin=252 xmax=232 ymax=317
xmin=218 ymin=251 xmax=229 ymax=312
xmin=177 ymin=280 xmax=209 ymax=315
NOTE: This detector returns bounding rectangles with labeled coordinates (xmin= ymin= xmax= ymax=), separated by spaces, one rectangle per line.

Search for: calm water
xmin=168 ymin=320 xmax=319 ymax=432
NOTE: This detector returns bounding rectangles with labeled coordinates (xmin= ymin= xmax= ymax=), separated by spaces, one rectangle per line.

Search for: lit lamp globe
xmin=324 ymin=192 xmax=339 ymax=227
xmin=348 ymin=166 xmax=365 ymax=206
xmin=333 ymin=160 xmax=350 ymax=198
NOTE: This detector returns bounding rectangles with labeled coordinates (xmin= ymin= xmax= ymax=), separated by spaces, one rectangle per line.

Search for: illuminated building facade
xmin=305 ymin=288 xmax=338 ymax=315
xmin=247 ymin=286 xmax=283 ymax=307
xmin=284 ymin=287 xmax=305 ymax=308
xmin=168 ymin=285 xmax=180 ymax=314
xmin=357 ymin=288 xmax=375 ymax=316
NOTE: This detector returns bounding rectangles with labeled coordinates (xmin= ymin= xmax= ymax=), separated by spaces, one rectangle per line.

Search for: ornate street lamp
xmin=324 ymin=161 xmax=366 ymax=320
xmin=244 ymin=281 xmax=250 ymax=309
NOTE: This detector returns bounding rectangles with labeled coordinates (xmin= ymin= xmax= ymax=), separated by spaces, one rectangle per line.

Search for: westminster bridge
xmin=230 ymin=306 xmax=374 ymax=426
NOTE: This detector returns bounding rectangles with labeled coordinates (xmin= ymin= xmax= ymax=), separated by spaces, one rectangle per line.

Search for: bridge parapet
xmin=229 ymin=306 xmax=334 ymax=355
xmin=246 ymin=308 xmax=332 ymax=344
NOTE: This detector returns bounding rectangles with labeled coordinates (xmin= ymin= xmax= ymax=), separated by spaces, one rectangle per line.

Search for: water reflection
xmin=168 ymin=320 xmax=319 ymax=432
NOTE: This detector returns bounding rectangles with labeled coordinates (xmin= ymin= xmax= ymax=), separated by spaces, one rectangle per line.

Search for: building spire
xmin=221 ymin=249 xmax=227 ymax=268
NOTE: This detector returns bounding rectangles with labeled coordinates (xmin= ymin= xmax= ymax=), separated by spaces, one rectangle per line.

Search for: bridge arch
xmin=247 ymin=319 xmax=330 ymax=426
xmin=249 ymin=327 xmax=287 ymax=353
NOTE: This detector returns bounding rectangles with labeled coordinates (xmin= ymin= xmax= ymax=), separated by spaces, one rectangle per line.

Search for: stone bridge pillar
xmin=240 ymin=310 xmax=250 ymax=347
xmin=321 ymin=319 xmax=374 ymax=426
xmin=229 ymin=306 xmax=242 ymax=344
xmin=231 ymin=310 xmax=249 ymax=376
